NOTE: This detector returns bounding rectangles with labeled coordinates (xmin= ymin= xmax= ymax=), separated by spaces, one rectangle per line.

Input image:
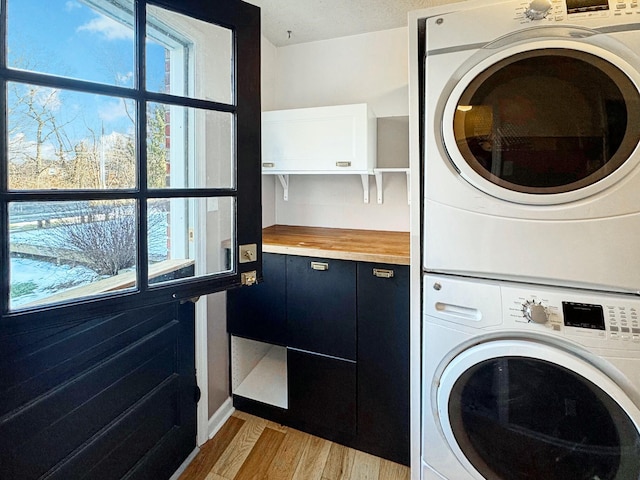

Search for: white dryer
xmin=422 ymin=273 xmax=640 ymax=480
xmin=423 ymin=0 xmax=640 ymax=293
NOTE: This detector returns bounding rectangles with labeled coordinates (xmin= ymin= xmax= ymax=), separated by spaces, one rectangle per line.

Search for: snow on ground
xmin=10 ymin=257 xmax=97 ymax=309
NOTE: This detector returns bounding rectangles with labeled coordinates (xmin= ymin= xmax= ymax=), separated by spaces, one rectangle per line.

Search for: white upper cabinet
xmin=262 ymin=103 xmax=377 ymax=174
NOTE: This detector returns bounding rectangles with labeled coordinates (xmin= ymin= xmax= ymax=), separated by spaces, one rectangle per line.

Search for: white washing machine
xmin=423 ymin=0 xmax=640 ymax=294
xmin=422 ymin=273 xmax=640 ymax=480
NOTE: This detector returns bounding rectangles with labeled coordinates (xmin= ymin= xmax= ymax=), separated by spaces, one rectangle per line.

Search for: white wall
xmin=263 ymin=27 xmax=411 ymax=232
xmin=262 ymin=35 xmax=278 ymax=228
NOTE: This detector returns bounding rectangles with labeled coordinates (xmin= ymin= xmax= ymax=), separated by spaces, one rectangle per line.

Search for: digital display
xmin=562 ymin=302 xmax=606 ymax=330
xmin=565 ymin=0 xmax=610 ymax=14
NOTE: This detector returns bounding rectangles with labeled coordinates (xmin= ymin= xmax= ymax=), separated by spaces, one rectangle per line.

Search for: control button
xmin=633 ymin=335 xmax=640 ymax=342
xmin=525 ymin=0 xmax=553 ymax=19
xmin=621 ymin=327 xmax=630 ymax=333
xmin=617 ymin=3 xmax=627 ymax=8
xmin=522 ymin=300 xmax=549 ymax=324
xmin=610 ymin=326 xmax=620 ymax=332
xmin=611 ymin=332 xmax=619 ymax=339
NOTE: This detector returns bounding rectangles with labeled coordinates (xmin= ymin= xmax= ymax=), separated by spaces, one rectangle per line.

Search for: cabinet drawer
xmin=286 ymin=256 xmax=356 ymax=360
xmin=287 ymin=348 xmax=356 ymax=436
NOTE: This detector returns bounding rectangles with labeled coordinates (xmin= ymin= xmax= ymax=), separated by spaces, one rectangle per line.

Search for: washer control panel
xmin=515 ymin=0 xmax=640 ymax=23
xmin=503 ymin=284 xmax=640 ymax=344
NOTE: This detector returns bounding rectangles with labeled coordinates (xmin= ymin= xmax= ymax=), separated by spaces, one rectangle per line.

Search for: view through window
xmin=6 ymin=0 xmax=236 ymax=309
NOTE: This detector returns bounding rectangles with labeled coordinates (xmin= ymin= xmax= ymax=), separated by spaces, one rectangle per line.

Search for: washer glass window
xmin=452 ymin=49 xmax=640 ymax=194
xmin=448 ymin=357 xmax=640 ymax=479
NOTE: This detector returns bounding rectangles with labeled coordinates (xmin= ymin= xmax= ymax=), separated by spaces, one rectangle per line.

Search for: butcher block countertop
xmin=262 ymin=225 xmax=410 ymax=266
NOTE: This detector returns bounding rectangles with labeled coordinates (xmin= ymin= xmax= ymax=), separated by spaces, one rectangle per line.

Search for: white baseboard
xmin=170 ymin=397 xmax=235 ymax=479
xmin=169 ymin=447 xmax=199 ymax=480
xmin=208 ymin=397 xmax=235 ymax=439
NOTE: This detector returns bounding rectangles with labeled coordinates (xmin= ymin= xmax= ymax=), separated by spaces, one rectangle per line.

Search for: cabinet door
xmin=227 ymin=253 xmax=287 ymax=345
xmin=357 ymin=263 xmax=410 ymax=465
xmin=261 ymin=104 xmax=375 ymax=174
xmin=287 ymin=348 xmax=356 ymax=437
xmin=286 ymin=256 xmax=356 ymax=360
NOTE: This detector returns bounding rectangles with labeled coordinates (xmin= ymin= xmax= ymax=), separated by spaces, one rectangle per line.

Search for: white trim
xmin=170 ymin=398 xmax=235 ymax=479
xmin=169 ymin=446 xmax=200 ymax=480
xmin=208 ymin=397 xmax=236 ymax=439
xmin=195 ymin=296 xmax=209 ymax=446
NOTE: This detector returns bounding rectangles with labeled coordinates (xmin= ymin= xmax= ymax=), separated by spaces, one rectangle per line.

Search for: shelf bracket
xmin=277 ymin=174 xmax=290 ymax=201
xmin=372 ymin=168 xmax=411 ymax=205
xmin=374 ymin=171 xmax=383 ymax=204
xmin=361 ymin=174 xmax=370 ymax=204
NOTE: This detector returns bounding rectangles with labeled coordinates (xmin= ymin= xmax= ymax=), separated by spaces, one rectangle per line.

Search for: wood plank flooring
xmin=179 ymin=411 xmax=410 ymax=480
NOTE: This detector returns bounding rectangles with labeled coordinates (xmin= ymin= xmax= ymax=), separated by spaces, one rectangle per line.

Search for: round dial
xmin=525 ymin=0 xmax=553 ymax=20
xmin=522 ymin=300 xmax=549 ymax=324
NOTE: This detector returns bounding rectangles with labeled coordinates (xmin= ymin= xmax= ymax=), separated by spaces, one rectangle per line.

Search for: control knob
xmin=525 ymin=0 xmax=553 ymax=20
xmin=522 ymin=300 xmax=549 ymax=324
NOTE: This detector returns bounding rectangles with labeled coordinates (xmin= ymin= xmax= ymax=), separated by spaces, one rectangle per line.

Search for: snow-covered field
xmin=10 ymin=257 xmax=97 ymax=308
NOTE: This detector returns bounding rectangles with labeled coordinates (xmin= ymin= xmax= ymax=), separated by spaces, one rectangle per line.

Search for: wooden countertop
xmin=262 ymin=225 xmax=410 ymax=265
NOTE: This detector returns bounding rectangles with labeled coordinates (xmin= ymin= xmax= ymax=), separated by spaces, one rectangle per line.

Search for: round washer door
xmin=437 ymin=340 xmax=640 ymax=480
xmin=442 ymin=40 xmax=640 ymax=205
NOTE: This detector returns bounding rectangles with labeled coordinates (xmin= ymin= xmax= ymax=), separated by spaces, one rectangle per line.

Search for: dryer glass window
xmin=448 ymin=357 xmax=640 ymax=480
xmin=453 ymin=49 xmax=640 ymax=194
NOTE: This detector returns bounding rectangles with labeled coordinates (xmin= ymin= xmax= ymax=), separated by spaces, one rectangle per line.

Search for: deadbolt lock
xmin=239 ymin=244 xmax=257 ymax=263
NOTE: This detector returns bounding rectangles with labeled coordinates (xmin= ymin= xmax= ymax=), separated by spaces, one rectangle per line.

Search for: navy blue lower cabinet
xmin=356 ymin=262 xmax=410 ymax=466
xmin=287 ymin=348 xmax=357 ymax=439
xmin=226 ymin=253 xmax=409 ymax=465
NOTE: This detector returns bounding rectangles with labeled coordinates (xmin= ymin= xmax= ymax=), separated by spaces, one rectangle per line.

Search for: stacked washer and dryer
xmin=417 ymin=0 xmax=640 ymax=479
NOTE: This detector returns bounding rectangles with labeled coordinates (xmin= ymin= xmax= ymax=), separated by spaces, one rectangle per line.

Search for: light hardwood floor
xmin=179 ymin=411 xmax=410 ymax=480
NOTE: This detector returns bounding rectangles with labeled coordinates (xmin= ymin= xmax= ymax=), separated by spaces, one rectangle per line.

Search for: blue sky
xmin=7 ymin=0 xmax=166 ymax=140
xmin=8 ymin=0 xmax=165 ymax=89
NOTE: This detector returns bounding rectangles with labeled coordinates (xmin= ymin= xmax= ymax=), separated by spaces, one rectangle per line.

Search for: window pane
xmin=9 ymin=200 xmax=138 ymax=310
xmin=8 ymin=83 xmax=137 ymax=190
xmin=146 ymin=4 xmax=233 ymax=104
xmin=147 ymin=103 xmax=234 ymax=189
xmin=7 ymin=0 xmax=135 ymax=87
xmin=148 ymin=197 xmax=234 ymax=285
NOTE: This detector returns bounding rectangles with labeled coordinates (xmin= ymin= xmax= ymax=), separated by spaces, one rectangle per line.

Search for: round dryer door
xmin=437 ymin=340 xmax=640 ymax=480
xmin=443 ymin=43 xmax=640 ymax=204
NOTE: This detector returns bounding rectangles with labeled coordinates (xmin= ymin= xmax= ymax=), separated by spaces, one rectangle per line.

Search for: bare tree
xmin=47 ymin=201 xmax=167 ymax=277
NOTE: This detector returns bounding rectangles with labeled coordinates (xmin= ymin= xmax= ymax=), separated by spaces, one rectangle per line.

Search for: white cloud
xmin=98 ymin=99 xmax=132 ymax=123
xmin=116 ymin=71 xmax=134 ymax=85
xmin=65 ymin=1 xmax=82 ymax=11
xmin=34 ymin=87 xmax=62 ymax=112
xmin=77 ymin=14 xmax=133 ymax=41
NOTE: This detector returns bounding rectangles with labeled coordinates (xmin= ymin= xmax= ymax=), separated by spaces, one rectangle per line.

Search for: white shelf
xmin=373 ymin=168 xmax=410 ymax=205
xmin=233 ymin=342 xmax=288 ymax=409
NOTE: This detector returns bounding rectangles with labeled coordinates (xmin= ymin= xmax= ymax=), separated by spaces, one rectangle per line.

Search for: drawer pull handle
xmin=262 ymin=162 xmax=275 ymax=168
xmin=311 ymin=261 xmax=329 ymax=271
xmin=336 ymin=161 xmax=352 ymax=167
xmin=373 ymin=268 xmax=394 ymax=279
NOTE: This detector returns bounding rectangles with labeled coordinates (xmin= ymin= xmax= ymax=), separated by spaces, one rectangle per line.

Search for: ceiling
xmin=243 ymin=0 xmax=443 ymax=47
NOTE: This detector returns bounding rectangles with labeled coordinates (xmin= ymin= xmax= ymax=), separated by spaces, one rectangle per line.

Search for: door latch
xmin=241 ymin=270 xmax=257 ymax=286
